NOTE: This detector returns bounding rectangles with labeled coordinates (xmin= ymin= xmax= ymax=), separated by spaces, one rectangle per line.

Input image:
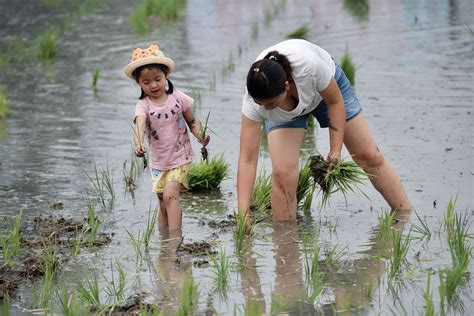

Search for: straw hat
xmin=124 ymin=43 xmax=175 ymax=80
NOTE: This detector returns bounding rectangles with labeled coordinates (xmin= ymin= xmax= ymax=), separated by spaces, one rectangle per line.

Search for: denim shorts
xmin=265 ymin=64 xmax=363 ymax=133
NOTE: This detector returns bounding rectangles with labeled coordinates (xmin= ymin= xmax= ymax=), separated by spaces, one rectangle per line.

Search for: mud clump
xmin=309 ymin=154 xmax=330 ymax=193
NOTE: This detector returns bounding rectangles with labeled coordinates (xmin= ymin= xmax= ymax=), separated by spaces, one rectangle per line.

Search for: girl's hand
xmin=199 ymin=135 xmax=210 ymax=146
xmin=135 ymin=145 xmax=146 ymax=157
xmin=326 ymin=151 xmax=341 ymax=171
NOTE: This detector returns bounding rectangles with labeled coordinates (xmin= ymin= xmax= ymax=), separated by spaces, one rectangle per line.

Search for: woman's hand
xmin=326 ymin=150 xmax=341 ymax=171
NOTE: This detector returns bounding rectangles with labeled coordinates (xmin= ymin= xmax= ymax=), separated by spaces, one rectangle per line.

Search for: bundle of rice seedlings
xmin=188 ymin=154 xmax=227 ymax=191
xmin=309 ymin=154 xmax=370 ymax=208
xmin=297 ymin=162 xmax=317 ymax=213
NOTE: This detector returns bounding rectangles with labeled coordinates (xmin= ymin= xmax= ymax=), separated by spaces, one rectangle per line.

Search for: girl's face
xmin=137 ymin=67 xmax=168 ymax=102
xmin=254 ymin=91 xmax=288 ymax=110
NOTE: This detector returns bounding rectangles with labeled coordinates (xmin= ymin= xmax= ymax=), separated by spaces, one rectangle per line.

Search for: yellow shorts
xmin=151 ymin=163 xmax=191 ymax=194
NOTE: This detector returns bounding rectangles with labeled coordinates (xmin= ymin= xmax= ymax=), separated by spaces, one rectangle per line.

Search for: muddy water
xmin=1 ymin=0 xmax=473 ymax=314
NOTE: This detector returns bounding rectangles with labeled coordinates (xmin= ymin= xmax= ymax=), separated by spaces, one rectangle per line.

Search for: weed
xmin=340 ymin=47 xmax=356 ymax=86
xmin=0 ymin=87 xmax=8 ymax=119
xmin=286 ymin=25 xmax=310 ymax=39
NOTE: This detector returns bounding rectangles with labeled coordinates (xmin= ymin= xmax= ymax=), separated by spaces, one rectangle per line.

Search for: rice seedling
xmin=388 ymin=229 xmax=411 ymax=281
xmin=362 ymin=282 xmax=374 ymax=302
xmin=233 ymin=212 xmax=253 ymax=255
xmin=84 ymin=196 xmax=102 ymax=247
xmin=91 ymin=68 xmax=100 ymax=90
xmin=250 ymin=169 xmax=272 ymax=215
xmin=37 ymin=28 xmax=58 ymax=60
xmin=101 ymin=163 xmax=115 ymax=203
xmin=123 ymin=150 xmax=141 ymax=190
xmin=190 ymin=88 xmax=201 ymax=107
xmin=343 ymin=0 xmax=369 ymax=22
xmin=198 ymin=111 xmax=210 ymax=161
xmin=143 ymin=206 xmax=158 ymax=248
xmin=324 ymin=244 xmax=347 ymax=269
xmin=439 ymin=250 xmax=470 ymax=303
xmin=0 ymin=86 xmax=8 ymax=119
xmin=423 ymin=271 xmax=434 ymax=316
xmin=251 ymin=21 xmax=259 ymax=40
xmin=222 ymin=53 xmax=236 ymax=78
xmin=188 ymin=154 xmax=228 ymax=191
xmin=209 ymin=247 xmax=233 ymax=294
xmin=76 ymin=271 xmax=101 ymax=307
xmin=86 ymin=161 xmax=115 ymax=209
xmin=1 ymin=292 xmax=11 ymax=316
xmin=176 ymin=273 xmax=199 ymax=316
xmin=378 ymin=209 xmax=395 ymax=243
xmin=0 ymin=209 xmax=23 ymax=266
xmin=301 ymin=233 xmax=323 ymax=300
xmin=340 ymin=47 xmax=356 ymax=86
xmin=270 ymin=293 xmax=288 ymax=315
xmin=297 ymin=161 xmax=316 ymax=213
xmin=286 ymin=25 xmax=310 ymax=39
xmin=127 ymin=229 xmax=144 ymax=265
xmin=411 ymin=210 xmax=431 ymax=241
xmin=309 ymin=154 xmax=369 ymax=208
xmin=129 ymin=0 xmax=187 ymax=34
xmin=443 ymin=197 xmax=472 ymax=267
xmin=101 ymin=259 xmax=127 ymax=303
xmin=55 ymin=283 xmax=82 ymax=316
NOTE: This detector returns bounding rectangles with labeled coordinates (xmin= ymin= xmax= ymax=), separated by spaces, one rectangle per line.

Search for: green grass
xmin=129 ymin=0 xmax=187 ymax=35
xmin=340 ymin=48 xmax=356 ymax=86
xmin=286 ymin=25 xmax=310 ymax=39
xmin=0 ymin=87 xmax=8 ymax=119
xmin=188 ymin=154 xmax=228 ymax=191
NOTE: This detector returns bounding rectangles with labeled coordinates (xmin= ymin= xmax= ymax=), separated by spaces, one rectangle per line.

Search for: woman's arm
xmin=183 ymin=109 xmax=210 ymax=145
xmin=237 ymin=114 xmax=261 ymax=215
xmin=319 ymin=78 xmax=346 ymax=163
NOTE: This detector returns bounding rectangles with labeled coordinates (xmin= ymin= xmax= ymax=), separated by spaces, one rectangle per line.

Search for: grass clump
xmin=37 ymin=28 xmax=58 ymax=60
xmin=129 ymin=0 xmax=187 ymax=35
xmin=309 ymin=154 xmax=369 ymax=208
xmin=0 ymin=87 xmax=8 ymax=119
xmin=340 ymin=47 xmax=356 ymax=86
xmin=286 ymin=25 xmax=310 ymax=39
xmin=188 ymin=154 xmax=228 ymax=191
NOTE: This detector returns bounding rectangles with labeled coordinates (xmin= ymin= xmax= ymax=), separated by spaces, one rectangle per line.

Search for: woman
xmin=237 ymin=39 xmax=411 ymax=221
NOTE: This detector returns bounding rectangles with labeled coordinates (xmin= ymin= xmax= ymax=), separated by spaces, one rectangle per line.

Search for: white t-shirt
xmin=242 ymin=39 xmax=335 ymax=122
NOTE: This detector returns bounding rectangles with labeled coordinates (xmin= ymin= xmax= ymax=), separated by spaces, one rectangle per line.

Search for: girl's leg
xmin=343 ymin=113 xmax=411 ymax=211
xmin=162 ymin=182 xmax=182 ymax=230
xmin=267 ymin=128 xmax=306 ymax=221
xmin=157 ymin=193 xmax=168 ymax=226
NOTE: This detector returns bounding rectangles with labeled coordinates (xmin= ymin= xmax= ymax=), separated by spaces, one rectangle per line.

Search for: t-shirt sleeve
xmin=174 ymin=90 xmax=194 ymax=112
xmin=133 ymin=100 xmax=147 ymax=123
xmin=312 ymin=59 xmax=334 ymax=92
xmin=241 ymin=89 xmax=263 ymax=122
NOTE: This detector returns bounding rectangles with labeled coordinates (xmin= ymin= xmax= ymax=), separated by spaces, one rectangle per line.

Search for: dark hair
xmin=132 ymin=63 xmax=174 ymax=99
xmin=246 ymin=50 xmax=293 ymax=99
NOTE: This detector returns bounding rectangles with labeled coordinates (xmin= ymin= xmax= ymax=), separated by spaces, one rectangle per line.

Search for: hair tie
xmin=253 ymin=67 xmax=260 ymax=72
xmin=269 ymin=55 xmax=277 ymax=61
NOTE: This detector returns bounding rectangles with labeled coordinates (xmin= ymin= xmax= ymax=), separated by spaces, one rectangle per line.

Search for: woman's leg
xmin=267 ymin=128 xmax=306 ymax=221
xmin=343 ymin=113 xmax=411 ymax=211
xmin=162 ymin=182 xmax=183 ymax=230
xmin=157 ymin=193 xmax=168 ymax=226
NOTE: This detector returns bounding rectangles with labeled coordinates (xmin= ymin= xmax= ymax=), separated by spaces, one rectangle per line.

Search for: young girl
xmin=124 ymin=43 xmax=209 ymax=230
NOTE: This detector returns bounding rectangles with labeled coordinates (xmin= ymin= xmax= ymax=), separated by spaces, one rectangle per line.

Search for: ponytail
xmin=246 ymin=50 xmax=293 ymax=100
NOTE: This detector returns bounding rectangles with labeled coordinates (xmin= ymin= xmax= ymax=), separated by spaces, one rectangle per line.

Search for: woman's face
xmin=253 ymin=87 xmax=288 ymax=110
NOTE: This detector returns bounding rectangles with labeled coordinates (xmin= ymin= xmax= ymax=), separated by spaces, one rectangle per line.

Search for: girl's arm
xmin=183 ymin=109 xmax=210 ymax=145
xmin=134 ymin=115 xmax=147 ymax=157
xmin=319 ymin=78 xmax=346 ymax=165
xmin=237 ymin=114 xmax=261 ymax=216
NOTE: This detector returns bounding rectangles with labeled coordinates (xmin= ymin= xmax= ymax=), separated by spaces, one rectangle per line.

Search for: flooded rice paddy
xmin=0 ymin=0 xmax=473 ymax=314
